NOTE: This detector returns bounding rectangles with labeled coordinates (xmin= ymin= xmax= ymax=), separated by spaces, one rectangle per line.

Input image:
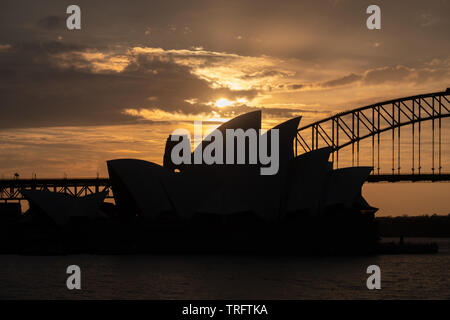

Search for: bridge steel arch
xmin=295 ymin=89 xmax=450 ymax=177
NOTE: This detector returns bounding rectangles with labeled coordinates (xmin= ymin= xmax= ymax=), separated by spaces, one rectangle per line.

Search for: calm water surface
xmin=0 ymin=238 xmax=449 ymax=299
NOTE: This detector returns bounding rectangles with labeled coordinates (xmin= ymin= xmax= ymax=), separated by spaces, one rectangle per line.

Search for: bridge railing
xmin=0 ymin=178 xmax=112 ymax=201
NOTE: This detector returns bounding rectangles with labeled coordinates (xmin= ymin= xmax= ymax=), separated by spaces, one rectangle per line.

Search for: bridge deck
xmin=0 ymin=178 xmax=112 ymax=201
xmin=1 ymin=174 xmax=449 ymax=201
xmin=367 ymin=174 xmax=450 ymax=182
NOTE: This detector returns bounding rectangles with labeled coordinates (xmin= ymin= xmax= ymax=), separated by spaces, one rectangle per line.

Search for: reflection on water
xmin=0 ymin=238 xmax=449 ymax=300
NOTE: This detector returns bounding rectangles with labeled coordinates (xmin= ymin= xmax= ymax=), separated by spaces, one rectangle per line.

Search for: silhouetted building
xmin=0 ymin=202 xmax=21 ymax=223
xmin=21 ymin=190 xmax=108 ymax=226
xmin=108 ymin=111 xmax=377 ymax=222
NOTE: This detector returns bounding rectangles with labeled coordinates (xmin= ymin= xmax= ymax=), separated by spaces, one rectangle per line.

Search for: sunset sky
xmin=0 ymin=0 xmax=449 ymax=216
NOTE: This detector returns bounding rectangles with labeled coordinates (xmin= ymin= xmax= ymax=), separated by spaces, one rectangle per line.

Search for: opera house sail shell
xmin=107 ymin=159 xmax=186 ymax=220
xmin=21 ymin=190 xmax=107 ymax=226
xmin=286 ymin=147 xmax=333 ymax=216
xmin=107 ymin=111 xmax=378 ymax=224
xmin=323 ymin=167 xmax=374 ymax=210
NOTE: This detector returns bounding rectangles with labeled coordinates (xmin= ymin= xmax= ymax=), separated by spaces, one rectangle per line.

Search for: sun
xmin=215 ymin=98 xmax=233 ymax=108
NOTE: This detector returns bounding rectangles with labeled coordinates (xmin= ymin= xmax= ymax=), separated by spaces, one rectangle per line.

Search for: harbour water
xmin=0 ymin=238 xmax=449 ymax=300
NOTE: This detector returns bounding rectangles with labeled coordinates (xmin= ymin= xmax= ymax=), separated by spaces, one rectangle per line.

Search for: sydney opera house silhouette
xmin=10 ymin=110 xmax=378 ymax=254
xmin=108 ymin=111 xmax=377 ymax=221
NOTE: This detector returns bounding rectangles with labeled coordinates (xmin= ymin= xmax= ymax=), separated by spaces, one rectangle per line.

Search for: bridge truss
xmin=296 ymin=89 xmax=450 ymax=177
xmin=0 ymin=178 xmax=112 ymax=202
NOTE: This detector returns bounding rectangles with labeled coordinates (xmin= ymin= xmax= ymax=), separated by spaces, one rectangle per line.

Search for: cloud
xmin=419 ymin=13 xmax=440 ymax=27
xmin=1 ymin=35 xmax=448 ymax=131
xmin=0 ymin=44 xmax=12 ymax=52
xmin=241 ymin=69 xmax=292 ymax=79
xmin=363 ymin=65 xmax=417 ymax=85
xmin=0 ymin=42 xmax=265 ymax=129
xmin=37 ymin=15 xmax=65 ymax=30
xmin=286 ymin=73 xmax=362 ymax=91
xmin=289 ymin=84 xmax=305 ymax=90
xmin=321 ymin=73 xmax=362 ymax=87
xmin=298 ymin=62 xmax=447 ymax=91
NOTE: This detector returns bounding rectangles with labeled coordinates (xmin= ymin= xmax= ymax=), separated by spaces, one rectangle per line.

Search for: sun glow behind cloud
xmin=46 ymin=44 xmax=450 ymax=128
xmin=215 ymin=98 xmax=234 ymax=108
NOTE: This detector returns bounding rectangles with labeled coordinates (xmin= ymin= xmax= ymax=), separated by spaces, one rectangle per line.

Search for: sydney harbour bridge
xmin=296 ymin=89 xmax=450 ymax=182
xmin=1 ymin=89 xmax=449 ymax=202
